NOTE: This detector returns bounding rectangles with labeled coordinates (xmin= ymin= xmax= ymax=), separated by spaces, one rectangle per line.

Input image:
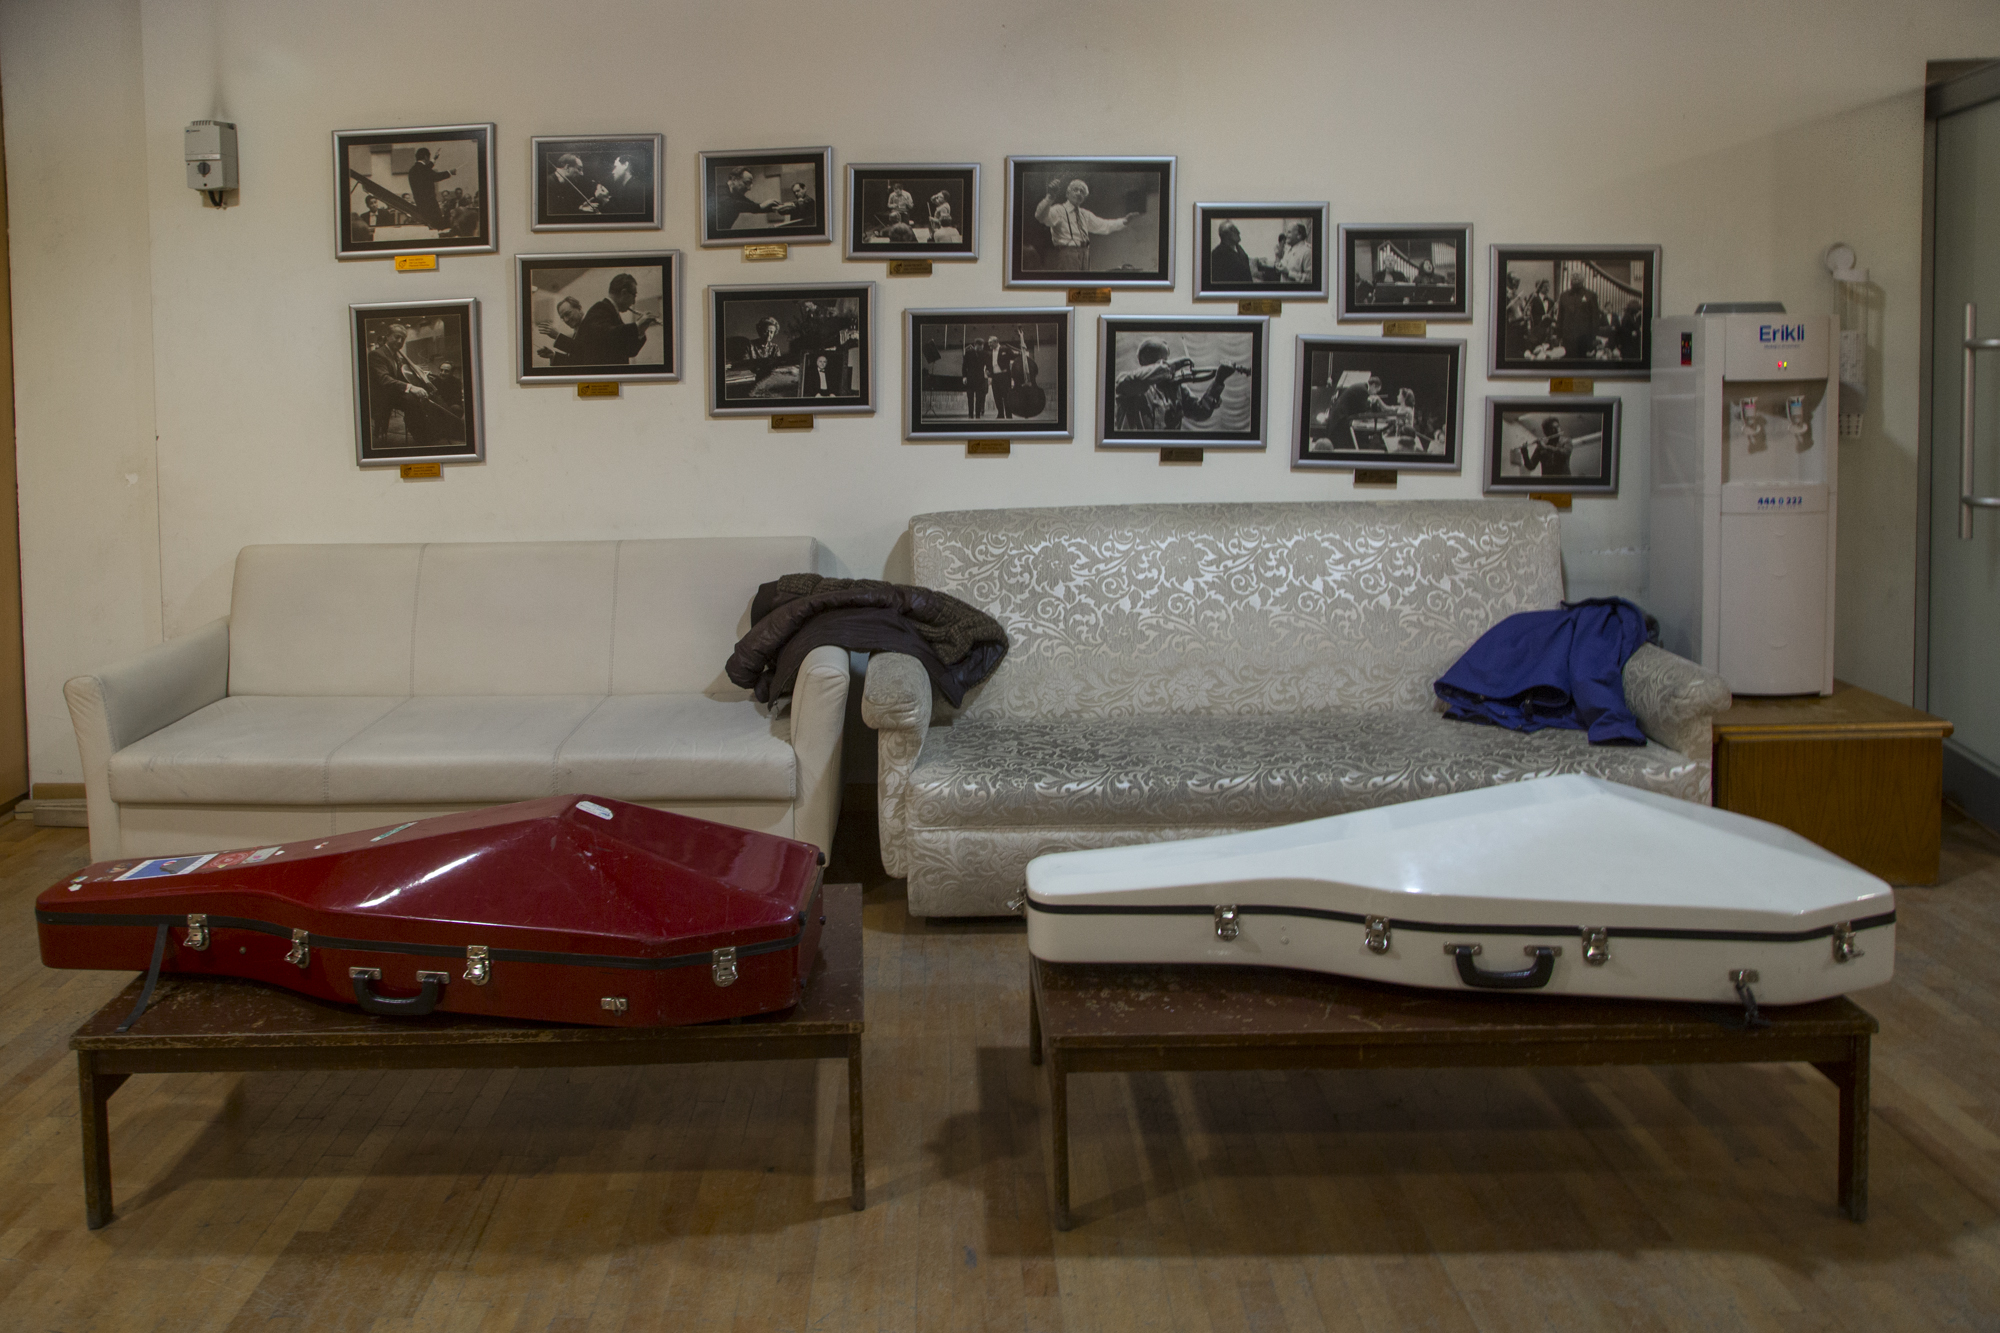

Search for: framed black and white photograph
xmin=698 ymin=147 xmax=834 ymax=247
xmin=334 ymin=124 xmax=495 ymax=259
xmin=350 ymin=299 xmax=482 ymax=467
xmin=1483 ymin=396 xmax=1621 ymax=495
xmin=1193 ymin=202 xmax=1328 ymax=301
xmin=904 ymin=308 xmax=1072 ymax=441
xmin=516 ymin=252 xmax=680 ymax=384
xmin=1096 ymin=315 xmax=1267 ymax=449
xmin=707 ymin=282 xmax=874 ymax=416
xmin=530 ymin=135 xmax=662 ymax=231
xmin=1337 ymin=224 xmax=1472 ymax=321
xmin=1489 ymin=244 xmax=1659 ymax=378
xmin=1291 ymin=335 xmax=1464 ymax=472
xmin=846 ymin=164 xmax=978 ymax=260
xmin=1005 ymin=156 xmax=1174 ymax=289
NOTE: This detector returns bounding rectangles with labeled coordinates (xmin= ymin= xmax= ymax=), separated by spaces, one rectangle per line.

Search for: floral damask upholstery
xmin=867 ymin=501 xmax=1732 ymax=917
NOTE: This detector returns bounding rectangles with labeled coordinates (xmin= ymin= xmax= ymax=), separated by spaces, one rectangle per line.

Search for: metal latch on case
xmin=285 ymin=928 xmax=309 ymax=968
xmin=184 ymin=914 xmax=210 ymax=951
xmin=1582 ymin=927 xmax=1609 ymax=966
xmin=1363 ymin=916 xmax=1390 ymax=955
xmin=1214 ymin=905 xmax=1239 ymax=941
xmin=601 ymin=996 xmax=629 ymax=1014
xmin=712 ymin=946 xmax=739 ymax=987
xmin=463 ymin=944 xmax=491 ymax=985
xmin=1831 ymin=922 xmax=1863 ymax=963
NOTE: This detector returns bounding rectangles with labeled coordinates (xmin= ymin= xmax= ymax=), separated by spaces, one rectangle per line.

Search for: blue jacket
xmin=1433 ymin=598 xmax=1653 ymax=745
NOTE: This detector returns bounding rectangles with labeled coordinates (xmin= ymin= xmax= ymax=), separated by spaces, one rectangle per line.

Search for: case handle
xmin=1445 ymin=943 xmax=1560 ymax=990
xmin=348 ymin=966 xmax=446 ymax=1017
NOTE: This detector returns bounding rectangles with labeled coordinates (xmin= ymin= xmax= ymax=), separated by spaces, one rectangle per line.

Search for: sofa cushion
xmin=411 ymin=544 xmax=619 ymax=695
xmin=903 ymin=712 xmax=1705 ymax=831
xmin=557 ymin=695 xmax=795 ymax=801
xmin=324 ymin=695 xmax=603 ymax=803
xmin=230 ymin=546 xmax=424 ymax=696
xmin=109 ymin=695 xmax=406 ymax=804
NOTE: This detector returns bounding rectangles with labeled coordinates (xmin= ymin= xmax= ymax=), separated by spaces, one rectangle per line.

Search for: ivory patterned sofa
xmin=65 ymin=539 xmax=847 ymax=862
xmin=863 ymin=501 xmax=1732 ymax=917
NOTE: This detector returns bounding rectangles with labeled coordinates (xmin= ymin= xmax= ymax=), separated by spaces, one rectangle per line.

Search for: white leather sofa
xmin=863 ymin=501 xmax=1733 ymax=917
xmin=65 ymin=539 xmax=847 ymax=862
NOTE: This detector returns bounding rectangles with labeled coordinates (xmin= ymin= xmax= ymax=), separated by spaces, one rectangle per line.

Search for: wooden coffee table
xmin=1029 ymin=956 xmax=1876 ymax=1230
xmin=69 ymin=883 xmax=867 ymax=1229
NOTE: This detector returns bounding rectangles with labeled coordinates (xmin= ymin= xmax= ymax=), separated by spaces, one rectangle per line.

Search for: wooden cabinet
xmin=1712 ymin=682 xmax=1954 ymax=885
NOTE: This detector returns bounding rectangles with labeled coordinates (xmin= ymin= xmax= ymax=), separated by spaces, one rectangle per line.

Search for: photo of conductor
xmin=1484 ymin=397 xmax=1620 ymax=494
xmin=709 ymin=283 xmax=875 ymax=415
xmin=1194 ymin=203 xmax=1327 ymax=299
xmin=1490 ymin=247 xmax=1656 ymax=378
xmin=1293 ymin=336 xmax=1463 ymax=471
xmin=517 ymin=252 xmax=679 ymax=383
xmin=531 ymin=136 xmax=660 ymax=230
xmin=906 ymin=310 xmax=1070 ymax=439
xmin=1006 ymin=156 xmax=1174 ymax=288
xmin=847 ymin=164 xmax=978 ymax=258
xmin=699 ymin=148 xmax=833 ymax=246
xmin=1339 ymin=225 xmax=1470 ymax=319
xmin=1097 ymin=316 xmax=1267 ymax=448
xmin=336 ymin=125 xmax=495 ymax=258
xmin=349 ymin=298 xmax=483 ymax=466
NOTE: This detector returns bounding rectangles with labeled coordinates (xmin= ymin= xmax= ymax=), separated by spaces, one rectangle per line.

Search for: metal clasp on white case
xmin=1582 ymin=927 xmax=1609 ymax=966
xmin=1363 ymin=916 xmax=1390 ymax=955
xmin=463 ymin=944 xmax=490 ymax=986
xmin=285 ymin=928 xmax=309 ymax=968
xmin=184 ymin=914 xmax=210 ymax=951
xmin=1214 ymin=905 xmax=1239 ymax=941
xmin=712 ymin=946 xmax=739 ymax=987
xmin=1831 ymin=922 xmax=1863 ymax=964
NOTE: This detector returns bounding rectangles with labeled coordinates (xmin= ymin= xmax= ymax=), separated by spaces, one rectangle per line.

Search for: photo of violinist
xmin=1489 ymin=245 xmax=1658 ymax=379
xmin=904 ymin=308 xmax=1071 ymax=440
xmin=1292 ymin=335 xmax=1463 ymax=472
xmin=350 ymin=299 xmax=483 ymax=466
xmin=530 ymin=135 xmax=661 ymax=231
xmin=698 ymin=148 xmax=834 ymax=246
xmin=708 ymin=283 xmax=875 ymax=416
xmin=847 ymin=164 xmax=978 ymax=260
xmin=1193 ymin=203 xmax=1327 ymax=300
xmin=1337 ymin=224 xmax=1471 ymax=320
xmin=334 ymin=125 xmax=495 ymax=259
xmin=1096 ymin=316 xmax=1268 ymax=449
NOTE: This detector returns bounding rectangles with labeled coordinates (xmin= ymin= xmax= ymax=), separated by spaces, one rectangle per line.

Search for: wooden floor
xmin=5 ymin=804 xmax=2000 ymax=1331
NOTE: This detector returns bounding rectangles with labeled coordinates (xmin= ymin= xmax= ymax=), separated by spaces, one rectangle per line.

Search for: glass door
xmin=1929 ymin=69 xmax=2000 ymax=827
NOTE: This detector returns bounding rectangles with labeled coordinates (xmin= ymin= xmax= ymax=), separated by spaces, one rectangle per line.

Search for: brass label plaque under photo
xmin=575 ymin=382 xmax=620 ymax=399
xmin=1160 ymin=447 xmax=1204 ymax=464
xmin=1353 ymin=468 xmax=1398 ymax=487
xmin=1237 ymin=299 xmax=1281 ymax=316
xmin=887 ymin=259 xmax=933 ymax=277
xmin=967 ymin=439 xmax=1011 ymax=457
xmin=770 ymin=414 xmax=815 ymax=431
xmin=394 ymin=254 xmax=438 ymax=272
xmin=399 ymin=463 xmax=442 ymax=480
xmin=1549 ymin=378 xmax=1594 ymax=395
xmin=1067 ymin=288 xmax=1112 ymax=305
xmin=1529 ymin=491 xmax=1575 ymax=510
xmin=743 ymin=243 xmax=789 ymax=262
xmin=1382 ymin=320 xmax=1427 ymax=338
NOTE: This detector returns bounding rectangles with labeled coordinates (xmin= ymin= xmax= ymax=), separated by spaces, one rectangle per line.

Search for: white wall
xmin=6 ymin=0 xmax=1998 ymax=783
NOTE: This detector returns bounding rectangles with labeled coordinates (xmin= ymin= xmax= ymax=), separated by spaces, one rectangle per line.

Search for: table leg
xmin=77 ymin=1054 xmax=128 ymax=1230
xmin=847 ymin=1036 xmax=866 ymax=1211
xmin=1814 ymin=1035 xmax=1871 ymax=1222
xmin=1049 ymin=1050 xmax=1070 ymax=1231
xmin=1029 ymin=974 xmax=1043 ymax=1067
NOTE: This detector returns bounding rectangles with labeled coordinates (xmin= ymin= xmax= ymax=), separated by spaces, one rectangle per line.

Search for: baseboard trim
xmin=18 ymin=797 xmax=87 ymax=828
xmin=1944 ymin=740 xmax=2000 ymax=837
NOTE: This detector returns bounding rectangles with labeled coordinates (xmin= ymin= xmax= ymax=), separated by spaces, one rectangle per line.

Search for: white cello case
xmin=1024 ymin=776 xmax=1893 ymax=1006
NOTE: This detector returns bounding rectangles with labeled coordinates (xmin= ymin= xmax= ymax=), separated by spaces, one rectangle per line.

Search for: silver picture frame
xmin=697 ymin=146 xmax=835 ymax=247
xmin=515 ymin=251 xmax=681 ymax=385
xmin=333 ymin=123 xmax=497 ymax=260
xmin=1095 ymin=313 xmax=1269 ymax=449
xmin=1336 ymin=223 xmax=1474 ymax=321
xmin=1193 ymin=201 xmax=1329 ymax=301
xmin=1291 ymin=334 xmax=1465 ymax=473
xmin=1005 ymin=155 xmax=1176 ymax=289
xmin=706 ymin=281 xmax=876 ymax=417
xmin=845 ymin=163 xmax=980 ymax=261
xmin=350 ymin=297 xmax=483 ymax=468
xmin=1483 ymin=395 xmax=1622 ymax=495
xmin=1488 ymin=243 xmax=1661 ymax=379
xmin=902 ymin=306 xmax=1073 ymax=441
xmin=529 ymin=134 xmax=663 ymax=232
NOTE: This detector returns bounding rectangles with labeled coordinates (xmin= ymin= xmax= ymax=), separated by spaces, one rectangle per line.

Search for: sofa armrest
xmin=64 ymin=617 xmax=231 ymax=861
xmin=861 ymin=652 xmax=932 ymax=879
xmin=788 ymin=643 xmax=849 ymax=860
xmin=1623 ymin=643 xmax=1732 ymax=760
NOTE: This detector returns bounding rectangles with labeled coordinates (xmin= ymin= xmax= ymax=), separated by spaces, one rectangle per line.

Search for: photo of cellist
xmin=1095 ymin=316 xmax=1268 ymax=449
xmin=845 ymin=164 xmax=979 ymax=259
xmin=903 ymin=308 xmax=1072 ymax=440
xmin=350 ymin=298 xmax=484 ymax=465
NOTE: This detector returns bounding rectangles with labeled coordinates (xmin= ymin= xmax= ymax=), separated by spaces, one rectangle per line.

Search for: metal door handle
xmin=1961 ymin=303 xmax=2000 ymax=538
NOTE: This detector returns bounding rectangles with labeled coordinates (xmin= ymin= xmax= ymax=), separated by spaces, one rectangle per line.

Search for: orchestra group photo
xmin=847 ymin=165 xmax=978 ymax=259
xmin=1490 ymin=247 xmax=1657 ymax=377
xmin=335 ymin=126 xmax=496 ymax=259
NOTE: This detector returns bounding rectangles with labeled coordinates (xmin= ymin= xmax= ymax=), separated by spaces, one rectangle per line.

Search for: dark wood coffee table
xmin=69 ymin=883 xmax=867 ymax=1229
xmin=1029 ymin=956 xmax=1876 ymax=1230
